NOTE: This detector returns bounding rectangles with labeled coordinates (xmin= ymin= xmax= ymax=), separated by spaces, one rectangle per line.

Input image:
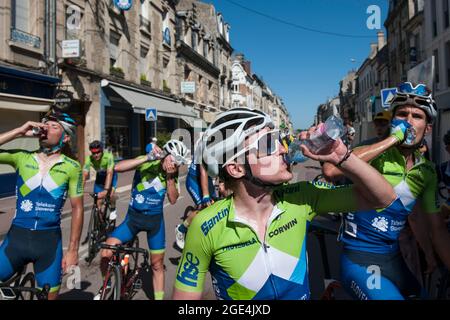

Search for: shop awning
xmin=0 ymin=92 xmax=53 ymax=112
xmin=107 ymin=82 xmax=197 ymax=119
xmin=181 ymin=115 xmax=207 ymax=128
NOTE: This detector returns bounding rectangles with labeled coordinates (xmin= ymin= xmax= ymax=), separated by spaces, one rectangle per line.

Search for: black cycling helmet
xmin=444 ymin=130 xmax=450 ymax=146
xmin=89 ymin=140 xmax=103 ymax=152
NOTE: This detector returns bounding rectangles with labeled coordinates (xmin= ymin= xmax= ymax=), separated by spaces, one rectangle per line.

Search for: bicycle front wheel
xmin=100 ymin=264 xmax=122 ymax=300
xmin=87 ymin=208 xmax=100 ymax=263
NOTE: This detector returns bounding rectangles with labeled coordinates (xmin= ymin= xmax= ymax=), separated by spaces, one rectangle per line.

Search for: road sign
xmin=380 ymin=88 xmax=398 ymax=109
xmin=146 ymin=108 xmax=157 ymax=121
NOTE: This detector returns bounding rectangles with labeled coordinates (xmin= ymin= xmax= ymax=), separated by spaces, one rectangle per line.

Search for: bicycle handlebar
xmin=99 ymin=243 xmax=149 ymax=257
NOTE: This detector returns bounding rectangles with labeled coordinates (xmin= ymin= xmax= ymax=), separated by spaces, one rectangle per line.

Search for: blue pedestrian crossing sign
xmin=380 ymin=88 xmax=398 ymax=109
xmin=146 ymin=108 xmax=157 ymax=121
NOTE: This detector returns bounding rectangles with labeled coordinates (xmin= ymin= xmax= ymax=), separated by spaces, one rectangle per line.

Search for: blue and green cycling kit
xmin=339 ymin=147 xmax=439 ymax=300
xmin=0 ymin=150 xmax=83 ymax=291
xmin=83 ymin=151 xmax=118 ymax=193
xmin=186 ymin=160 xmax=215 ymax=206
xmin=110 ymin=157 xmax=178 ymax=253
xmin=175 ymin=181 xmax=358 ymax=300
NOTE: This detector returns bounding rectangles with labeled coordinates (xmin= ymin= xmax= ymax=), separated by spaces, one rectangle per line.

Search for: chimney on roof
xmin=377 ymin=31 xmax=386 ymax=50
xmin=369 ymin=43 xmax=378 ymax=58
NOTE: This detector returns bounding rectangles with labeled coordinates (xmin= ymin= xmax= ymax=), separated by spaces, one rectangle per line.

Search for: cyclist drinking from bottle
xmin=175 ymin=133 xmax=216 ymax=250
xmin=173 ymin=107 xmax=397 ymax=300
xmin=95 ymin=139 xmax=188 ymax=300
xmin=323 ymin=82 xmax=450 ymax=299
xmin=0 ymin=109 xmax=83 ymax=300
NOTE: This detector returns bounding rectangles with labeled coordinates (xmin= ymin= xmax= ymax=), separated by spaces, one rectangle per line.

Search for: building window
xmin=110 ymin=30 xmax=121 ymax=46
xmin=139 ymin=46 xmax=149 ymax=76
xmin=432 ymin=0 xmax=438 ymax=37
xmin=203 ymin=40 xmax=208 ymax=58
xmin=444 ymin=0 xmax=450 ymax=29
xmin=212 ymin=48 xmax=217 ymax=66
xmin=191 ymin=31 xmax=197 ymax=51
xmin=446 ymin=42 xmax=450 ymax=88
xmin=12 ymin=0 xmax=29 ymax=32
xmin=434 ymin=49 xmax=440 ymax=86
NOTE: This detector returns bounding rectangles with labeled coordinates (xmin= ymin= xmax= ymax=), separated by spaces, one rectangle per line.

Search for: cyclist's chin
xmin=259 ymin=170 xmax=293 ymax=185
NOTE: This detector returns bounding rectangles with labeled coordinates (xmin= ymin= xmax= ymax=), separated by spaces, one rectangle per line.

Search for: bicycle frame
xmin=99 ymin=243 xmax=150 ymax=300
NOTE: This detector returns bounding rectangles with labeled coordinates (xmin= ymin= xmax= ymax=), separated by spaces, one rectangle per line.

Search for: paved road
xmin=1 ymin=160 xmax=353 ymax=300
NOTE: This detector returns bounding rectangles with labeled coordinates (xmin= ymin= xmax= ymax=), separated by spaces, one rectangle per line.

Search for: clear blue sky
xmin=209 ymin=0 xmax=388 ymax=130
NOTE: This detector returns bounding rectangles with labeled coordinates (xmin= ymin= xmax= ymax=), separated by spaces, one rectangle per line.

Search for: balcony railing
xmin=10 ymin=28 xmax=41 ymax=48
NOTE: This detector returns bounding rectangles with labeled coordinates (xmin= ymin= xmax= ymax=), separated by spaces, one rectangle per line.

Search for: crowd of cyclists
xmin=0 ymin=81 xmax=449 ymax=300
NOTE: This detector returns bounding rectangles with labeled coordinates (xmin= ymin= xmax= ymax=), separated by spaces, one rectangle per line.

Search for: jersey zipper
xmin=263 ymin=226 xmax=279 ymax=299
xmin=34 ymin=156 xmax=63 ymax=230
xmin=233 ymin=217 xmax=278 ymax=299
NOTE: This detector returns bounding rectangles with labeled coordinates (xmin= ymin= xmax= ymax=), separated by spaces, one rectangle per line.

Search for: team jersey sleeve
xmin=68 ymin=163 xmax=84 ymax=198
xmin=106 ymin=153 xmax=115 ymax=171
xmin=82 ymin=155 xmax=91 ymax=172
xmin=0 ymin=149 xmax=25 ymax=168
xmin=277 ymin=181 xmax=357 ymax=219
xmin=136 ymin=155 xmax=157 ymax=171
xmin=174 ymin=214 xmax=212 ymax=293
xmin=421 ymin=167 xmax=440 ymax=214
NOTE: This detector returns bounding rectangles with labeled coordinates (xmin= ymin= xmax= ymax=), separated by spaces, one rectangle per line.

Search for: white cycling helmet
xmin=163 ymin=139 xmax=189 ymax=165
xmin=201 ymin=107 xmax=274 ymax=177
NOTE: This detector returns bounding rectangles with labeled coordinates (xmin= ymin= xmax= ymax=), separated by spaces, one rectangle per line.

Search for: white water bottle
xmin=304 ymin=115 xmax=346 ymax=153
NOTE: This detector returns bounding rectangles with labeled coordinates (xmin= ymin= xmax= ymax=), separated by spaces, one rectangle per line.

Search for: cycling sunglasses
xmin=397 ymin=82 xmax=431 ymax=97
xmin=90 ymin=148 xmax=103 ymax=155
xmin=222 ymin=129 xmax=282 ymax=167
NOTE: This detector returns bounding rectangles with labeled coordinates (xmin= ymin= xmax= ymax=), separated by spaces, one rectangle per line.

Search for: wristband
xmin=336 ymin=147 xmax=353 ymax=168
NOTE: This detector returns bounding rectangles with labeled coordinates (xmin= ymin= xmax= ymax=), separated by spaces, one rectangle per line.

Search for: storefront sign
xmin=181 ymin=81 xmax=196 ymax=94
xmin=54 ymin=90 xmax=73 ymax=110
xmin=10 ymin=28 xmax=41 ymax=48
xmin=114 ymin=0 xmax=133 ymax=11
xmin=62 ymin=39 xmax=80 ymax=58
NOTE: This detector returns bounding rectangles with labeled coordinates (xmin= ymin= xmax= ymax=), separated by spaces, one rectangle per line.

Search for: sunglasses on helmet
xmin=397 ymin=82 xmax=431 ymax=97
